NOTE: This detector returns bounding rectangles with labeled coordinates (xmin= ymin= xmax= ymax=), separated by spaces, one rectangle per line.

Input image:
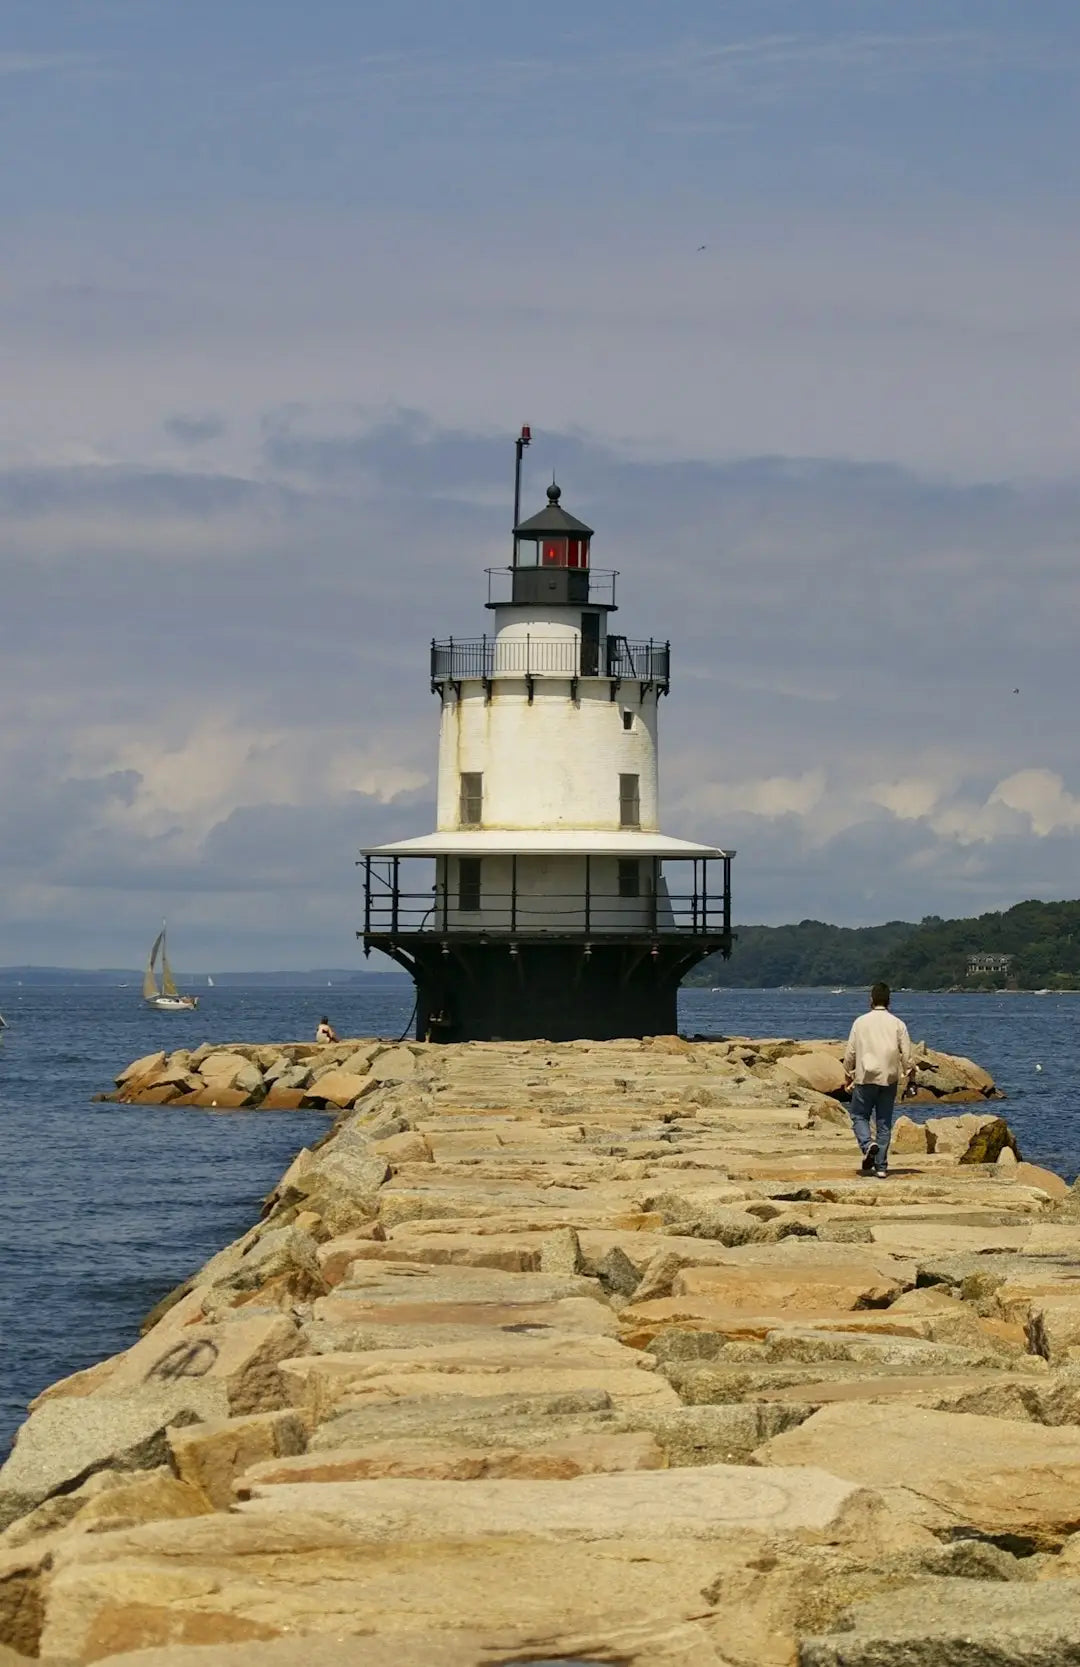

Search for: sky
xmin=2 ymin=0 xmax=1080 ymax=969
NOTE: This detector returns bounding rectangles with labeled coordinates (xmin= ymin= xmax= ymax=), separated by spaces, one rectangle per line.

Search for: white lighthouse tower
xmin=361 ymin=433 xmax=733 ymax=1042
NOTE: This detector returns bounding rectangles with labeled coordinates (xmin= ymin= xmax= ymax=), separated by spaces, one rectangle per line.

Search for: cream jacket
xmin=843 ymin=1007 xmax=914 ymax=1086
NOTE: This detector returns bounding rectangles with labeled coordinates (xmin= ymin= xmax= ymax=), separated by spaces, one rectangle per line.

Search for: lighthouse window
xmin=459 ymin=772 xmax=483 ymax=827
xmin=618 ymin=859 xmax=641 ymax=898
xmin=458 ymin=858 xmax=482 ymax=913
xmin=619 ymin=773 xmax=641 ymax=828
xmin=621 ymin=709 xmax=634 ymax=732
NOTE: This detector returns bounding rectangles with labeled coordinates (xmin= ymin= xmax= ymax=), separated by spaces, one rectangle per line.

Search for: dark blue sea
xmin=0 ymin=978 xmax=1076 ymax=1449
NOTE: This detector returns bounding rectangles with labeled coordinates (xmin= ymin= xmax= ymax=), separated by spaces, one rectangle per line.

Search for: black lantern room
xmin=509 ymin=483 xmax=598 ymax=608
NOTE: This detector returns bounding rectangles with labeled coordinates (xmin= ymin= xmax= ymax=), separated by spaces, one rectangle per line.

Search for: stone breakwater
xmin=5 ymin=1036 xmax=1080 ymax=1666
xmin=101 ymin=1033 xmax=1006 ymax=1116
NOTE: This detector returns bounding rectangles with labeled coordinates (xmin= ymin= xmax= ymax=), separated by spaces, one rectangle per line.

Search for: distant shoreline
xmin=688 ymin=900 xmax=1080 ymax=992
xmin=3 ymin=972 xmax=1077 ymax=996
xmin=685 ymin=984 xmax=1080 ymax=995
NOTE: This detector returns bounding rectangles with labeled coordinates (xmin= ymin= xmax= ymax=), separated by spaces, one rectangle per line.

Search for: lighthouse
xmin=360 ymin=432 xmax=733 ymax=1042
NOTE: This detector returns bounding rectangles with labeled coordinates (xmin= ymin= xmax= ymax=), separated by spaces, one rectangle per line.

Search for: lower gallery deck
xmin=361 ymin=846 xmax=733 ymax=1042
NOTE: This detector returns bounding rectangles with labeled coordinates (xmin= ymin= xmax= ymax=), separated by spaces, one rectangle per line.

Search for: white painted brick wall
xmin=436 ymin=682 xmax=660 ymax=831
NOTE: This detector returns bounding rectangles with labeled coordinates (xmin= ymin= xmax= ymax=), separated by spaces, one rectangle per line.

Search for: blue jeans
xmin=850 ymin=1083 xmax=897 ymax=1167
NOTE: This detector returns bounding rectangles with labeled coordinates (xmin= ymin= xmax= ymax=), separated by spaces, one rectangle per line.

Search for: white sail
xmin=141 ymin=921 xmax=198 ymax=1008
xmin=207 ymin=975 xmax=214 ymax=987
xmin=142 ymin=930 xmax=164 ymax=1001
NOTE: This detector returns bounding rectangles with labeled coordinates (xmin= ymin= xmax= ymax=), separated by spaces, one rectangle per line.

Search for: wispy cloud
xmin=242 ymin=25 xmax=1073 ymax=136
xmin=0 ymin=51 xmax=109 ymax=79
xmin=637 ymin=28 xmax=1059 ymax=82
xmin=164 ymin=413 xmax=227 ymax=447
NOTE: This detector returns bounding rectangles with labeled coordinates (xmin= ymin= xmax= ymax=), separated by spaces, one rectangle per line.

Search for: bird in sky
xmin=1013 ymin=688 xmax=1020 ymax=695
xmin=697 ymin=244 xmax=707 ymax=251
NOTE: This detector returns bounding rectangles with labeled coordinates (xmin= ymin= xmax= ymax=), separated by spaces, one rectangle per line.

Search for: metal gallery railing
xmin=485 ymin=566 xmax=619 ymax=608
xmin=361 ymin=854 xmax=731 ymax=940
xmin=430 ymin=635 xmax=671 ymax=687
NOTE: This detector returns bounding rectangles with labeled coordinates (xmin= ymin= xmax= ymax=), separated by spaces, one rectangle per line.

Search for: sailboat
xmin=207 ymin=975 xmax=214 ymax=987
xmin=143 ymin=923 xmax=199 ymax=1011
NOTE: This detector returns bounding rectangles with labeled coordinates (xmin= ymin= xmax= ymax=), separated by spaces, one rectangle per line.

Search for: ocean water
xmin=0 ymin=977 xmax=1076 ymax=1449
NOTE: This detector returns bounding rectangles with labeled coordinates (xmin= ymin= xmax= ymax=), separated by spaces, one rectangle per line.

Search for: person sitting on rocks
xmin=842 ymin=982 xmax=914 ymax=1179
xmin=315 ymin=1016 xmax=338 ymax=1043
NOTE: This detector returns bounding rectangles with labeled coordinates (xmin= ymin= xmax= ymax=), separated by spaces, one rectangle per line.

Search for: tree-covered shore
xmin=687 ymin=899 xmax=1080 ymax=990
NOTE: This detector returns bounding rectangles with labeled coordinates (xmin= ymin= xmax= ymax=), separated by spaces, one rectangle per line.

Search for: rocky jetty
xmin=103 ymin=1033 xmax=1006 ymax=1114
xmin=4 ymin=1035 xmax=1080 ymax=1666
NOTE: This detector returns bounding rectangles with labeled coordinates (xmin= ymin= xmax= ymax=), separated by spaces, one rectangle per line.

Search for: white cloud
xmin=690 ymin=770 xmax=827 ymax=821
xmin=868 ymin=776 xmax=948 ymax=821
xmin=903 ymin=769 xmax=1080 ymax=845
xmin=70 ymin=717 xmax=431 ymax=844
xmin=990 ymin=769 xmax=1080 ymax=838
xmin=926 ymin=797 xmax=1022 ymax=846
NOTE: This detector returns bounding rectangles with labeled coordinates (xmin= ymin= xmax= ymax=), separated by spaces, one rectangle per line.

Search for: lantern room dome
xmin=513 ymin=480 xmax=594 ymax=539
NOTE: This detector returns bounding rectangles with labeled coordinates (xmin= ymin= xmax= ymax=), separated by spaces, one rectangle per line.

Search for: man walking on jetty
xmin=843 ymin=982 xmax=914 ymax=1178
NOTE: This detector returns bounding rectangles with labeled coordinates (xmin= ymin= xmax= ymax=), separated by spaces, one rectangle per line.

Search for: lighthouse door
xmin=580 ymin=613 xmax=600 ymax=677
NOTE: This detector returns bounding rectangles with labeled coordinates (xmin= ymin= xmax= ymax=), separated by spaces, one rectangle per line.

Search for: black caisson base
xmin=370 ymin=937 xmax=728 ymax=1043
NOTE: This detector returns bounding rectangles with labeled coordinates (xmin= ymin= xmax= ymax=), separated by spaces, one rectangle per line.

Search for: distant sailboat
xmin=143 ymin=923 xmax=199 ymax=1011
xmin=207 ymin=975 xmax=214 ymax=987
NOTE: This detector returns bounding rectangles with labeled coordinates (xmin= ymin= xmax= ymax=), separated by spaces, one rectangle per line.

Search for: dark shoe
xmin=860 ymin=1142 xmax=879 ymax=1175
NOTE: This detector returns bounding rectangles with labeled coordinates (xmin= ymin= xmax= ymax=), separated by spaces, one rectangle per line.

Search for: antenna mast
xmin=513 ymin=424 xmax=531 ymax=550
